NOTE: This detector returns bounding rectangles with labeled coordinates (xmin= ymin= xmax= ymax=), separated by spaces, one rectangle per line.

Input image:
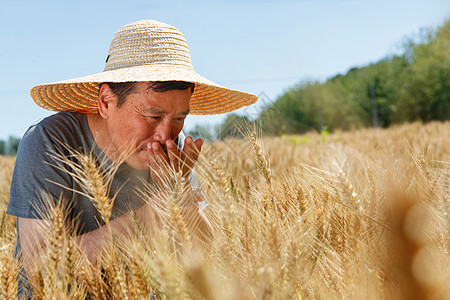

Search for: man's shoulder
xmin=19 ymin=111 xmax=92 ymax=158
xmin=24 ymin=112 xmax=86 ymax=142
xmin=8 ymin=112 xmax=88 ymax=219
xmin=29 ymin=111 xmax=84 ymax=134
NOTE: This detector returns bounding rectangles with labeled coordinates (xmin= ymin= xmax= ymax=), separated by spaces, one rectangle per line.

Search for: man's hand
xmin=147 ymin=136 xmax=203 ymax=189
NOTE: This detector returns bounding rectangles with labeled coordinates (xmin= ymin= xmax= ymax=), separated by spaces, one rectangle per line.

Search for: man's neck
xmin=86 ymin=113 xmax=120 ymax=162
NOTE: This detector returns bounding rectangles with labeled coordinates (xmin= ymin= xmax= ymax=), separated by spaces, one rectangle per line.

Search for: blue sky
xmin=0 ymin=0 xmax=449 ymax=140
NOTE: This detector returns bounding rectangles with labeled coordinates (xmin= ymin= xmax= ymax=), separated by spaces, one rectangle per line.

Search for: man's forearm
xmin=75 ymin=202 xmax=158 ymax=264
xmin=75 ymin=212 xmax=132 ymax=264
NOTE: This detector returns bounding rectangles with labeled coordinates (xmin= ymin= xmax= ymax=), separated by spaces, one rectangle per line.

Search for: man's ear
xmin=97 ymin=84 xmax=117 ymax=119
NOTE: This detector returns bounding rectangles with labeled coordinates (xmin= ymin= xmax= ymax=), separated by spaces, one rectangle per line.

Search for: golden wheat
xmin=0 ymin=121 xmax=449 ymax=299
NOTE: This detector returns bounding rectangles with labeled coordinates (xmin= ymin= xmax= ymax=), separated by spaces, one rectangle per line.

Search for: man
xmin=7 ymin=20 xmax=257 ymax=296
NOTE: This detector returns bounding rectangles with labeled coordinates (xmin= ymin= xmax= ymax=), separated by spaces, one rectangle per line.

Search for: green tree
xmin=258 ymin=81 xmax=322 ymax=135
xmin=0 ymin=140 xmax=6 ymax=155
xmin=187 ymin=124 xmax=216 ymax=142
xmin=394 ymin=21 xmax=450 ymax=122
xmin=218 ymin=114 xmax=250 ymax=139
xmin=7 ymin=136 xmax=21 ymax=155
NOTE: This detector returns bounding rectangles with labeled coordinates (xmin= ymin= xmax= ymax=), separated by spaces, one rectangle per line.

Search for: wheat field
xmin=0 ymin=121 xmax=449 ymax=299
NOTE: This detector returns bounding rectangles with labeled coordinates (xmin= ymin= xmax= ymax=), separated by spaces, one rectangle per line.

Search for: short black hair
xmin=101 ymin=81 xmax=195 ymax=108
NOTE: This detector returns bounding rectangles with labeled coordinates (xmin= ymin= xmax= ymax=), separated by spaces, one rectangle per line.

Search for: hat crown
xmin=104 ymin=20 xmax=193 ymax=72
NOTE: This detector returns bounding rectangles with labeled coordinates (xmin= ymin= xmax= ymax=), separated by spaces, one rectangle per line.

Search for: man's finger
xmin=147 ymin=142 xmax=172 ymax=188
xmin=166 ymin=139 xmax=181 ymax=171
xmin=147 ymin=142 xmax=169 ymax=172
xmin=193 ymin=138 xmax=204 ymax=153
xmin=181 ymin=137 xmax=203 ymax=171
xmin=183 ymin=136 xmax=202 ymax=154
xmin=151 ymin=142 xmax=168 ymax=162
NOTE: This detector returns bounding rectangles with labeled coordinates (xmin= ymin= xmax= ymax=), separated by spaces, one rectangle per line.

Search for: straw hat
xmin=30 ymin=20 xmax=257 ymax=115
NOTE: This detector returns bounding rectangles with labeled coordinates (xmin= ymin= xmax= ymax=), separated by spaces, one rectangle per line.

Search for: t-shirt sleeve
xmin=7 ymin=122 xmax=73 ymax=219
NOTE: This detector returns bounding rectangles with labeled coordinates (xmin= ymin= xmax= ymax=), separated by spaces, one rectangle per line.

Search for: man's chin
xmin=125 ymin=152 xmax=150 ymax=170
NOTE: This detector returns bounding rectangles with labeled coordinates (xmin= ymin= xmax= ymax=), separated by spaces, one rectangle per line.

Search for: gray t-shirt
xmin=7 ymin=111 xmax=191 ymax=233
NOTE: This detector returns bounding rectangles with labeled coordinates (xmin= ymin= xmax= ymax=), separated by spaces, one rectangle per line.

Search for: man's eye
xmin=147 ymin=116 xmax=160 ymax=121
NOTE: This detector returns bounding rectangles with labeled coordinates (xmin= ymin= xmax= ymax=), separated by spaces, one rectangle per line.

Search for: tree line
xmin=0 ymin=136 xmax=20 ymax=156
xmin=197 ymin=20 xmax=449 ymax=139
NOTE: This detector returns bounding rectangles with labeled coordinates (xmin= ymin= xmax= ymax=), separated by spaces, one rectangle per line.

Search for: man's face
xmin=105 ymin=82 xmax=191 ymax=170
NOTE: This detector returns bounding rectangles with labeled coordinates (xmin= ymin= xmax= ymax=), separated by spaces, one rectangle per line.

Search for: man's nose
xmin=152 ymin=121 xmax=171 ymax=143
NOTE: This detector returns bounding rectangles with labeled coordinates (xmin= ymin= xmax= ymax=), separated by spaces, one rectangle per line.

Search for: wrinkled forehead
xmin=132 ymin=87 xmax=192 ymax=115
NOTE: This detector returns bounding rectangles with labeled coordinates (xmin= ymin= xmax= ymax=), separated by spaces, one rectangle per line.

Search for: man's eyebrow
xmin=144 ymin=107 xmax=166 ymax=114
xmin=142 ymin=107 xmax=190 ymax=115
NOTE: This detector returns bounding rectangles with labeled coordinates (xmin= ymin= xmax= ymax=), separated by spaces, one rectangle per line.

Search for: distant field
xmin=0 ymin=121 xmax=449 ymax=299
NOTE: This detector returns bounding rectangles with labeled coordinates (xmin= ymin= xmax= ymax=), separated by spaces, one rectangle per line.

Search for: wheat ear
xmin=0 ymin=244 xmax=19 ymax=299
xmin=77 ymin=153 xmax=113 ymax=226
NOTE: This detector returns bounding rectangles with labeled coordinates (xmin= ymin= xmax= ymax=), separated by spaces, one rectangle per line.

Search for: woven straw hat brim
xmin=30 ymin=65 xmax=257 ymax=115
